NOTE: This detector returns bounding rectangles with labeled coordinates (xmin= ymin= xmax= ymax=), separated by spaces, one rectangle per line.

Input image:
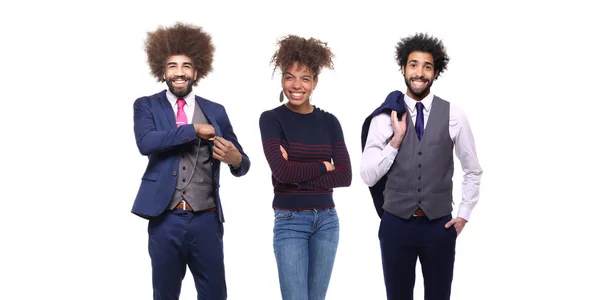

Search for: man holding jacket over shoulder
xmin=360 ymin=33 xmax=483 ymax=300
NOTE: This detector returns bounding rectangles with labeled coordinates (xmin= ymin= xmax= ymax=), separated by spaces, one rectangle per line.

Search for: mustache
xmin=410 ymin=76 xmax=429 ymax=82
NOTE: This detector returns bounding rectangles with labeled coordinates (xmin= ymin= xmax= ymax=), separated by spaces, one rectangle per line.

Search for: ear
xmin=194 ymin=69 xmax=198 ymax=81
xmin=401 ymin=66 xmax=405 ymax=76
xmin=313 ymin=76 xmax=318 ymax=90
xmin=434 ymin=70 xmax=440 ymax=80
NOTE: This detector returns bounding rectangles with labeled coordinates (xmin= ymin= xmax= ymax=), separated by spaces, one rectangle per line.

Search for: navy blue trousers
xmin=379 ymin=211 xmax=457 ymax=300
xmin=148 ymin=209 xmax=226 ymax=300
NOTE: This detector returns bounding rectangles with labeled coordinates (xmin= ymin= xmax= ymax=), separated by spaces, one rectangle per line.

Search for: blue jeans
xmin=273 ymin=208 xmax=340 ymax=300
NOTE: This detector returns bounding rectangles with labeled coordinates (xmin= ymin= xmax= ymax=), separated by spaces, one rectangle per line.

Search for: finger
xmin=391 ymin=110 xmax=397 ymax=121
xmin=401 ymin=112 xmax=407 ymax=122
xmin=212 ymin=146 xmax=225 ymax=157
xmin=213 ymin=152 xmax=224 ymax=161
xmin=213 ymin=137 xmax=226 ymax=149
xmin=216 ymin=136 xmax=230 ymax=143
xmin=207 ymin=125 xmax=216 ymax=134
xmin=444 ymin=219 xmax=455 ymax=228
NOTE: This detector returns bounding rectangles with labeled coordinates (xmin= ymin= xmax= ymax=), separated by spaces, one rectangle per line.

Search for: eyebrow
xmin=166 ymin=62 xmax=193 ymax=66
xmin=408 ymin=59 xmax=434 ymax=66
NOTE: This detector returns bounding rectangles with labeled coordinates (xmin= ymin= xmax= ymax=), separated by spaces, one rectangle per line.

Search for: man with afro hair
xmin=131 ymin=22 xmax=250 ymax=300
xmin=360 ymin=33 xmax=483 ymax=300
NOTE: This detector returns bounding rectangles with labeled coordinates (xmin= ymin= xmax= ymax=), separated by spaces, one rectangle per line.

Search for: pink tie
xmin=176 ymin=98 xmax=188 ymax=127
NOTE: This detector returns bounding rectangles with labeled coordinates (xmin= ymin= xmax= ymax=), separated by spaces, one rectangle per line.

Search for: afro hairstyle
xmin=145 ymin=22 xmax=214 ymax=86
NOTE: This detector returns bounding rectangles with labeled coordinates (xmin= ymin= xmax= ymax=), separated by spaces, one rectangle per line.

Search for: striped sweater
xmin=259 ymin=104 xmax=352 ymax=209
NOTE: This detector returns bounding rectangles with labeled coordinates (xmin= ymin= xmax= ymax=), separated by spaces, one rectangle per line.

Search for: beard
xmin=404 ymin=75 xmax=434 ymax=99
xmin=166 ymin=75 xmax=194 ymax=98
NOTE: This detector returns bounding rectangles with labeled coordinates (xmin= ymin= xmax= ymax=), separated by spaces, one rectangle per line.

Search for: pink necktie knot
xmin=177 ymin=98 xmax=186 ymax=109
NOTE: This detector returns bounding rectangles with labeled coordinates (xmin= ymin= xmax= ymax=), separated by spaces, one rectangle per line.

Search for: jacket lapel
xmin=195 ymin=96 xmax=222 ymax=137
xmin=158 ymin=90 xmax=176 ymax=129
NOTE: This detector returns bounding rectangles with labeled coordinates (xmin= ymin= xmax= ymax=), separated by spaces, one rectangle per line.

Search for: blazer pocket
xmin=142 ymin=172 xmax=159 ymax=182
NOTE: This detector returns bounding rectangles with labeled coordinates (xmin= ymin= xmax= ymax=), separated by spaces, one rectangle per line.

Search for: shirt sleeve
xmin=360 ymin=112 xmax=398 ymax=187
xmin=450 ymin=105 xmax=483 ymax=221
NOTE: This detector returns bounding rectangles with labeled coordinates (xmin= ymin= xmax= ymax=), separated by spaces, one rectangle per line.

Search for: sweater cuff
xmin=318 ymin=161 xmax=327 ymax=174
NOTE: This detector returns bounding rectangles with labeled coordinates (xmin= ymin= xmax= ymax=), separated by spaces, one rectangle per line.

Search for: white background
xmin=1 ymin=0 xmax=599 ymax=299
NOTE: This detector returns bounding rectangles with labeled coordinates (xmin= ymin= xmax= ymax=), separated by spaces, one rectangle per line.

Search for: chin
xmin=288 ymin=99 xmax=308 ymax=106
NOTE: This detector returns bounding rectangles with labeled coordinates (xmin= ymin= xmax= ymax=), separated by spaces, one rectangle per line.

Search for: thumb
xmin=444 ymin=219 xmax=455 ymax=228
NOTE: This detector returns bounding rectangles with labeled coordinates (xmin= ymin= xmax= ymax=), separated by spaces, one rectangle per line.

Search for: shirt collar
xmin=166 ymin=89 xmax=195 ymax=109
xmin=404 ymin=91 xmax=434 ymax=113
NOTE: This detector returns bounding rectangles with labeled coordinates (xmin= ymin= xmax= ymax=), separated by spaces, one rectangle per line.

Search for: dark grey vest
xmin=383 ymin=96 xmax=454 ymax=220
xmin=169 ymin=101 xmax=215 ymax=211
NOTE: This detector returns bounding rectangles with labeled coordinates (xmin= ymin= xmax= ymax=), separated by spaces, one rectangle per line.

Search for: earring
xmin=279 ymin=90 xmax=284 ymax=102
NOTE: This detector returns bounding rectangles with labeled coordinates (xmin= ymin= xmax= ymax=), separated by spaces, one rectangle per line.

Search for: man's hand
xmin=194 ymin=124 xmax=216 ymax=140
xmin=213 ymin=136 xmax=242 ymax=167
xmin=390 ymin=111 xmax=407 ymax=149
xmin=445 ymin=217 xmax=467 ymax=236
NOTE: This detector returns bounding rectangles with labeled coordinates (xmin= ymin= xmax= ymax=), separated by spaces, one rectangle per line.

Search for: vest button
xmin=183 ymin=166 xmax=186 ymax=170
xmin=418 ymin=164 xmax=422 ymax=168
xmin=182 ymin=178 xmax=186 ymax=182
xmin=182 ymin=191 xmax=187 ymax=195
xmin=418 ymin=176 xmax=422 ymax=180
xmin=418 ymin=152 xmax=423 ymax=155
xmin=418 ymin=188 xmax=422 ymax=192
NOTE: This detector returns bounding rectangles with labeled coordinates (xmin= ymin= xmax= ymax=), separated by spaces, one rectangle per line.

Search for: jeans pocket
xmin=326 ymin=208 xmax=337 ymax=216
xmin=274 ymin=209 xmax=295 ymax=221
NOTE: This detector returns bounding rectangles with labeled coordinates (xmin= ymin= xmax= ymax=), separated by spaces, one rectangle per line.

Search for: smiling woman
xmin=259 ymin=35 xmax=352 ymax=300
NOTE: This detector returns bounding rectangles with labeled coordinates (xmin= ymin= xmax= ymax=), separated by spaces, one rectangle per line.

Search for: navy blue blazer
xmin=360 ymin=90 xmax=406 ymax=218
xmin=132 ymin=90 xmax=250 ymax=222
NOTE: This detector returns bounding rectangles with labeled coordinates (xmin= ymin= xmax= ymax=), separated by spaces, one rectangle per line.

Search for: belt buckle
xmin=413 ymin=209 xmax=424 ymax=217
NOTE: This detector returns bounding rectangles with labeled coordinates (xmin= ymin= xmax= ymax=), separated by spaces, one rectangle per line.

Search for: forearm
xmin=360 ymin=143 xmax=398 ymax=187
xmin=262 ymin=140 xmax=327 ymax=183
xmin=360 ymin=113 xmax=398 ymax=186
xmin=299 ymin=142 xmax=352 ymax=189
xmin=135 ymin=124 xmax=197 ymax=156
xmin=229 ymin=151 xmax=250 ymax=177
xmin=298 ymin=165 xmax=351 ymax=190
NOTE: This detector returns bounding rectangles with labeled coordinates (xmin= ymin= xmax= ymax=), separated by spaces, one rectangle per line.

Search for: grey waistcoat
xmin=383 ymin=96 xmax=454 ymax=220
xmin=168 ymin=101 xmax=215 ymax=211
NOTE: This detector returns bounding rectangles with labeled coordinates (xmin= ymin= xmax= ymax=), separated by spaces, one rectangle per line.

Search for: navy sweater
xmin=259 ymin=105 xmax=352 ymax=209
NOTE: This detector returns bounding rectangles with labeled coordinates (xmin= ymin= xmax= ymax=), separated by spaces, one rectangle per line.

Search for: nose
xmin=292 ymin=78 xmax=302 ymax=89
xmin=414 ymin=67 xmax=424 ymax=77
xmin=174 ymin=66 xmax=184 ymax=76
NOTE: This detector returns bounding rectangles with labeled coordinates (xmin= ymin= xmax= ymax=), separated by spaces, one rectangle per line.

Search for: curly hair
xmin=270 ymin=35 xmax=334 ymax=78
xmin=144 ymin=22 xmax=214 ymax=86
xmin=395 ymin=33 xmax=449 ymax=76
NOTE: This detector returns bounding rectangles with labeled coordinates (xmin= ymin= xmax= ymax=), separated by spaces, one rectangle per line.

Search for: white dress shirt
xmin=360 ymin=92 xmax=483 ymax=221
xmin=166 ymin=90 xmax=196 ymax=125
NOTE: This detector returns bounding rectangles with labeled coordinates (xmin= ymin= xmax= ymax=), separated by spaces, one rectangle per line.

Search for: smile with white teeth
xmin=412 ymin=80 xmax=427 ymax=87
xmin=173 ymin=79 xmax=188 ymax=86
xmin=289 ymin=92 xmax=304 ymax=99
